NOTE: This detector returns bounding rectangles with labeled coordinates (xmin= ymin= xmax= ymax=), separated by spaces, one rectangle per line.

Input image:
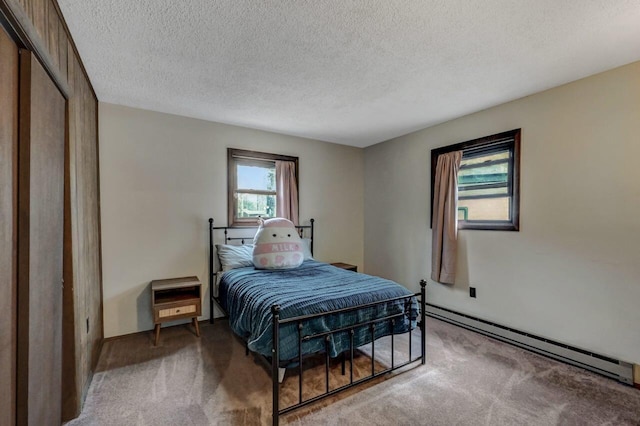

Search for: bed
xmin=208 ymin=218 xmax=426 ymax=425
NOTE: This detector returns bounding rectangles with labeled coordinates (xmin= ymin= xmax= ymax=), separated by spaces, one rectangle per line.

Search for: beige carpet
xmin=67 ymin=318 xmax=640 ymax=425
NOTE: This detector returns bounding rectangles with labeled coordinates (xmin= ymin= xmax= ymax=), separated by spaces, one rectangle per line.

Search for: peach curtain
xmin=275 ymin=160 xmax=299 ymax=225
xmin=431 ymin=151 xmax=463 ymax=284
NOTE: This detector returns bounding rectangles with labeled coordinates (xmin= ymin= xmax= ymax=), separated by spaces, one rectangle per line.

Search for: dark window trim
xmin=228 ymin=148 xmax=299 ymax=227
xmin=430 ymin=129 xmax=521 ymax=231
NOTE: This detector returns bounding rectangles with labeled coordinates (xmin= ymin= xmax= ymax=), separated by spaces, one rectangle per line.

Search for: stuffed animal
xmin=253 ymin=218 xmax=304 ymax=269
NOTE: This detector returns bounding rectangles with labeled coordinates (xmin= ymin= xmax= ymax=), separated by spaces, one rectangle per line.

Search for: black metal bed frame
xmin=208 ymin=218 xmax=426 ymax=426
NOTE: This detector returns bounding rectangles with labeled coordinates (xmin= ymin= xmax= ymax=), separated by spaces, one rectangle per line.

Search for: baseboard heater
xmin=426 ymin=303 xmax=634 ymax=385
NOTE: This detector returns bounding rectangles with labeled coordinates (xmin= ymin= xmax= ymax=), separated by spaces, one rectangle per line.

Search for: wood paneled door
xmin=2 ymin=1 xmax=103 ymax=422
xmin=17 ymin=49 xmax=66 ymax=425
xmin=0 ymin=25 xmax=19 ymax=426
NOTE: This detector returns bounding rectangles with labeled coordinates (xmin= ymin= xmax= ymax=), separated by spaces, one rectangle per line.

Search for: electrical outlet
xmin=470 ymin=287 xmax=476 ymax=298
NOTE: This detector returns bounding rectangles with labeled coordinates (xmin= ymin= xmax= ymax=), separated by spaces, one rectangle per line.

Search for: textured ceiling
xmin=58 ymin=0 xmax=640 ymax=147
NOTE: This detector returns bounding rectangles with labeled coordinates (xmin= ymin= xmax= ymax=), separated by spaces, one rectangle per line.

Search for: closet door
xmin=17 ymin=50 xmax=66 ymax=425
xmin=0 ymin=26 xmax=19 ymax=426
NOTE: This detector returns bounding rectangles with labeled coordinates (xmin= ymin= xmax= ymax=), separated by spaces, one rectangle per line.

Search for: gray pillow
xmin=216 ymin=244 xmax=254 ymax=271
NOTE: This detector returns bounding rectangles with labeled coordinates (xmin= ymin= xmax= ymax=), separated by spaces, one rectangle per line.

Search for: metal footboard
xmin=271 ymin=280 xmax=427 ymax=426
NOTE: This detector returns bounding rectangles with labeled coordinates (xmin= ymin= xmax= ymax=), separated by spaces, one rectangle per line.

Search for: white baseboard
xmin=426 ymin=304 xmax=633 ymax=385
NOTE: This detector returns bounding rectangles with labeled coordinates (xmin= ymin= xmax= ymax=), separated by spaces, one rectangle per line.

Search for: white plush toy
xmin=252 ymin=218 xmax=304 ymax=269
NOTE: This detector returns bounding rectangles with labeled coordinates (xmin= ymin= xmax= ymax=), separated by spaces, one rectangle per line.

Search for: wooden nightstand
xmin=331 ymin=262 xmax=357 ymax=272
xmin=150 ymin=276 xmax=202 ymax=346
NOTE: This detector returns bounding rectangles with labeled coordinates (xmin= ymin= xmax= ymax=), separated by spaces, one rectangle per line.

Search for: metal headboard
xmin=208 ymin=218 xmax=314 ymax=251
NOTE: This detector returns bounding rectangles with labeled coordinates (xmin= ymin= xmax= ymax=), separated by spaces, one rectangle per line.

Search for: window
xmin=431 ymin=129 xmax=520 ymax=231
xmin=227 ymin=149 xmax=299 ymax=226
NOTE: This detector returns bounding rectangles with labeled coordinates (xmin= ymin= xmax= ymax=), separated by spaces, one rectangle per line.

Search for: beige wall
xmin=99 ymin=103 xmax=364 ymax=338
xmin=364 ymin=61 xmax=640 ymax=364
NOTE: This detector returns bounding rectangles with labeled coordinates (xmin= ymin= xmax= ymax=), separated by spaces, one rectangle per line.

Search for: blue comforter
xmin=219 ymin=260 xmax=418 ymax=362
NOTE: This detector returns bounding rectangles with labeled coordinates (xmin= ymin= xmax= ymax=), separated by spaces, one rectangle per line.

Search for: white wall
xmin=99 ymin=104 xmax=364 ymax=338
xmin=364 ymin=61 xmax=640 ymax=364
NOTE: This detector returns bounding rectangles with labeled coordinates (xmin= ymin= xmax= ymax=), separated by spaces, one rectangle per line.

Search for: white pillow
xmin=301 ymin=238 xmax=314 ymax=260
xmin=216 ymin=244 xmax=254 ymax=271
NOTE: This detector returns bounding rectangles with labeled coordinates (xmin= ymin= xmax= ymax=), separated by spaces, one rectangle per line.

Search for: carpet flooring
xmin=67 ymin=318 xmax=640 ymax=425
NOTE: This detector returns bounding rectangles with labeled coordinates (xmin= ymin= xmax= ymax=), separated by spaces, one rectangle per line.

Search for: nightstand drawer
xmin=158 ymin=304 xmax=196 ymax=318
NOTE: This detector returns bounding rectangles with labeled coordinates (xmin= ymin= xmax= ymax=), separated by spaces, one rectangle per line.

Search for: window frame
xmin=227 ymin=148 xmax=299 ymax=227
xmin=430 ymin=129 xmax=521 ymax=231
